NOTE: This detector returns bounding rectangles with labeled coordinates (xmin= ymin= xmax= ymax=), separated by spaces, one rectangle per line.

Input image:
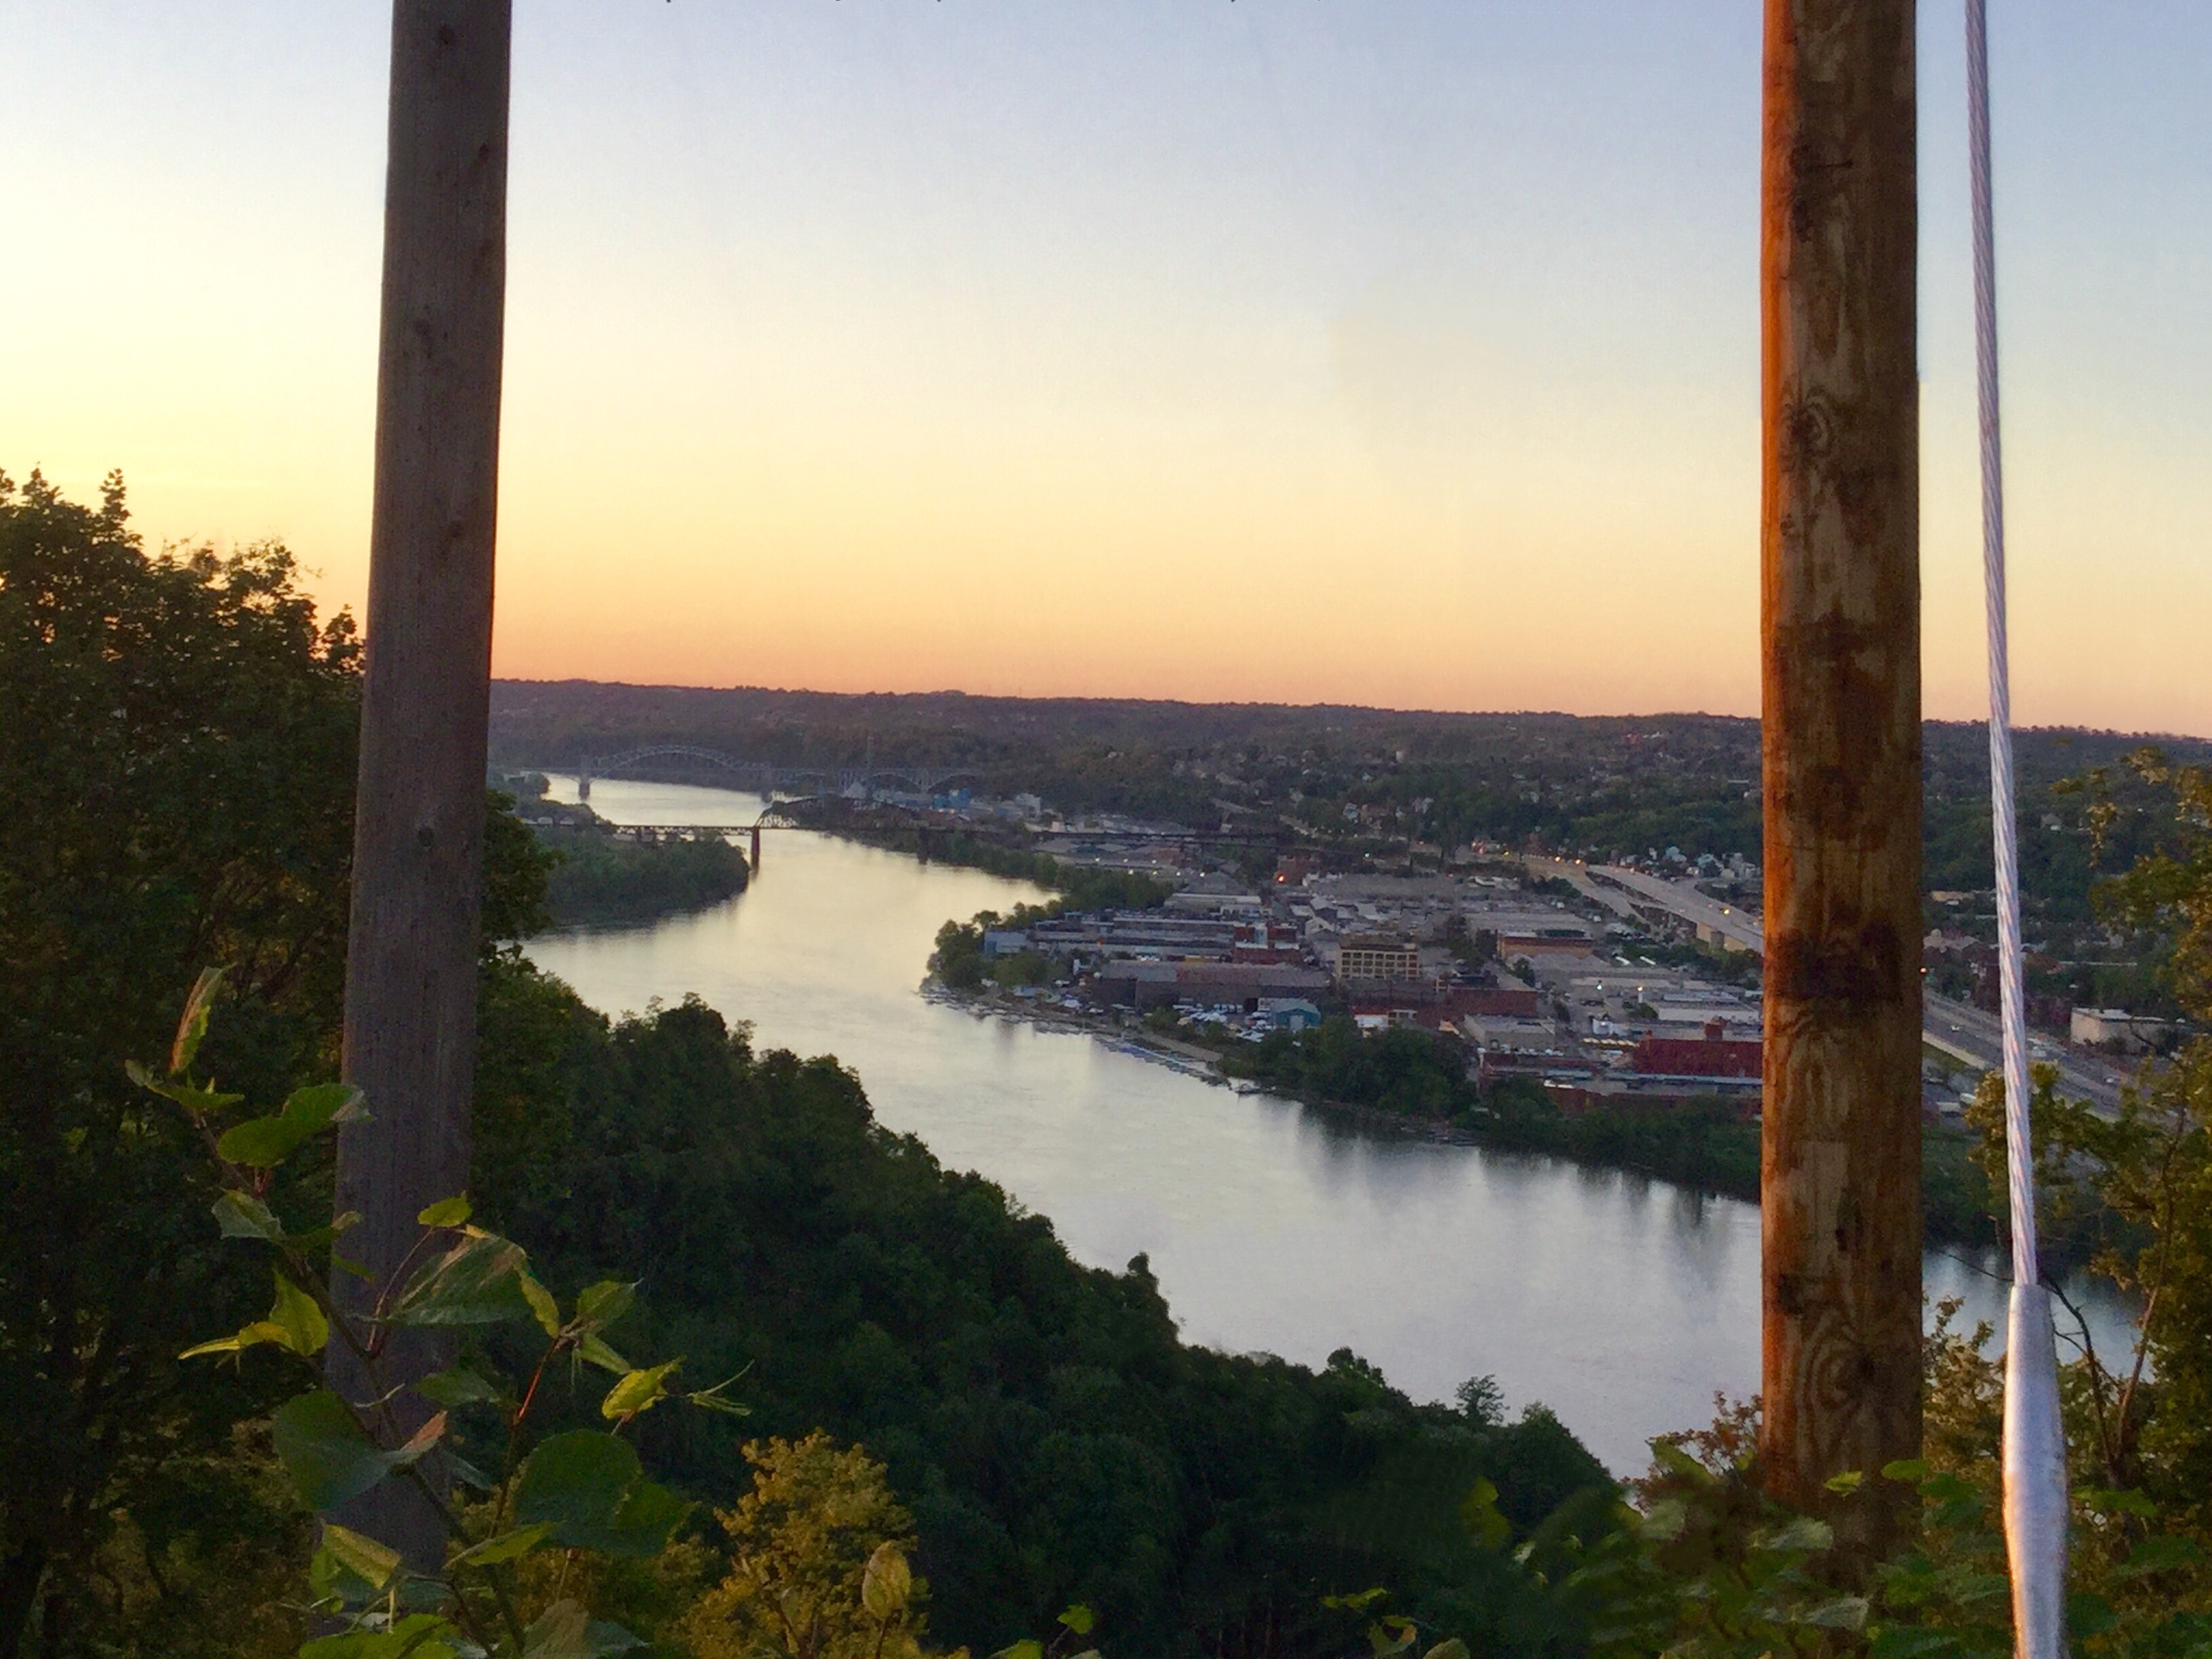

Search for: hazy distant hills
xmin=489 ymin=678 xmax=2207 ymax=808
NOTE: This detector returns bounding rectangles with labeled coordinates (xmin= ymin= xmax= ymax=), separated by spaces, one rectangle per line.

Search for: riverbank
xmin=921 ymin=982 xmax=1239 ymax=1087
xmin=781 ymin=800 xmax=1177 ymax=910
xmin=925 ymin=980 xmax=1533 ymax=1143
xmin=924 ymin=979 xmax=2056 ymax=1261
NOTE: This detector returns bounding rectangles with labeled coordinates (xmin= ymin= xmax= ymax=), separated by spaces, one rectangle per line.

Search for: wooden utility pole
xmin=332 ymin=0 xmax=512 ymax=1569
xmin=1759 ymin=0 xmax=1923 ymax=1567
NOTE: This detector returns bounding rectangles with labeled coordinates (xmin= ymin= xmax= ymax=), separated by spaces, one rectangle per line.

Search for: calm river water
xmin=527 ymin=776 xmax=2129 ymax=1473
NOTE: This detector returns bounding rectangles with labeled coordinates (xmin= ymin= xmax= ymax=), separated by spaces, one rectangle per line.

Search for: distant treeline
xmin=788 ymin=803 xmax=1174 ymax=911
xmin=487 ymin=678 xmax=2212 ymax=876
xmin=536 ymin=826 xmax=747 ymax=926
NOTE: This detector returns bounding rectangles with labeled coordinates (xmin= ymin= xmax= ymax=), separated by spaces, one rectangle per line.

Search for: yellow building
xmin=1336 ymin=934 xmax=1423 ymax=984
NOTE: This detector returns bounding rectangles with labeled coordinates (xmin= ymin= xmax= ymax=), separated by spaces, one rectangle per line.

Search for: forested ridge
xmin=471 ymin=962 xmax=1612 ymax=1654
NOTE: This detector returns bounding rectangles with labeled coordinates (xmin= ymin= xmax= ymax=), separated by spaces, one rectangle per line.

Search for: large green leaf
xmin=179 ymin=1321 xmax=288 ymax=1361
xmin=523 ymin=1601 xmax=592 ymax=1659
xmin=451 ymin=1522 xmax=553 ymax=1567
xmin=574 ymin=1279 xmax=635 ymax=1332
xmin=582 ymin=1622 xmax=647 ymax=1656
xmin=604 ymin=1476 xmax=689 ymax=1557
xmin=521 ymin=1269 xmax=562 ymax=1337
xmin=316 ymin=1523 xmax=401 ymax=1591
xmin=599 ymin=1359 xmax=681 ymax=1421
xmin=1458 ymin=1477 xmax=1509 ymax=1552
xmin=417 ymin=1364 xmax=504 ymax=1408
xmin=514 ymin=1432 xmax=635 ymax=1540
xmin=211 ymin=1189 xmax=285 ymax=1240
xmin=180 ymin=1267 xmax=328 ymax=1361
xmin=386 ymin=1232 xmax=548 ymax=1328
xmin=1757 ymin=1514 xmax=1833 ymax=1554
xmin=417 ymin=1194 xmax=472 ymax=1227
xmin=272 ymin=1391 xmax=394 ymax=1511
xmin=1801 ymin=1595 xmax=1871 ymax=1630
xmin=513 ymin=1431 xmax=688 ymax=1558
xmin=863 ymin=1542 xmax=913 ymax=1620
xmin=577 ymin=1334 xmax=630 ymax=1376
xmin=270 ymin=1269 xmax=329 ymax=1357
xmin=129 ymin=1064 xmax=246 ymax=1120
xmin=272 ymin=1392 xmax=445 ymax=1511
xmin=218 ymin=1082 xmax=363 ymax=1168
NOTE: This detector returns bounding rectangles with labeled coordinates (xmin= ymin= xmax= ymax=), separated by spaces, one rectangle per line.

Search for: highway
xmin=1920 ymin=989 xmax=2125 ymax=1113
xmin=1591 ymin=862 xmax=1764 ymax=951
xmin=1530 ymin=859 xmax=2127 ymax=1113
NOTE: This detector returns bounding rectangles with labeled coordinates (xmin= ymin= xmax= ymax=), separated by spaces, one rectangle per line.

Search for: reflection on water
xmin=525 ymin=775 xmax=2135 ymax=1473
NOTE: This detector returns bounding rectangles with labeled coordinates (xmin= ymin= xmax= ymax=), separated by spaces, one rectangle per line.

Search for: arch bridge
xmin=574 ymin=745 xmax=981 ymax=801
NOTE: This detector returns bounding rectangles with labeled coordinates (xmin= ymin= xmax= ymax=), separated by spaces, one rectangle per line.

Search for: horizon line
xmin=489 ymin=677 xmax=2212 ymax=747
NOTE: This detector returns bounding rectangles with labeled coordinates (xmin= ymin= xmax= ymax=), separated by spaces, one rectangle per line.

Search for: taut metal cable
xmin=1968 ymin=2 xmax=2070 ymax=1654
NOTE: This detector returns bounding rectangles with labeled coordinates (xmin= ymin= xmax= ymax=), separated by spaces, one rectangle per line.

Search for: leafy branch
xmin=138 ymin=968 xmax=743 ymax=1659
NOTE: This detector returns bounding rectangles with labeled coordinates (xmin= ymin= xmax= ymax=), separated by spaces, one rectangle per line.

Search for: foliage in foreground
xmin=0 ymin=470 xmax=361 ymax=1654
xmin=144 ymin=969 xmax=753 ymax=1658
xmin=0 ymin=467 xmax=557 ymax=1658
xmin=678 ymin=1432 xmax=930 ymax=1659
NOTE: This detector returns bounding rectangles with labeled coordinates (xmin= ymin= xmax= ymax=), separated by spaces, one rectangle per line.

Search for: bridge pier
xmin=577 ymin=756 xmax=592 ymax=800
xmin=750 ymin=823 xmax=761 ymax=873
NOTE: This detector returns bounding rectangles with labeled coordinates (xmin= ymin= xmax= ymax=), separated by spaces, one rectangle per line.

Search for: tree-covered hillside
xmin=472 ymin=962 xmax=1613 ymax=1656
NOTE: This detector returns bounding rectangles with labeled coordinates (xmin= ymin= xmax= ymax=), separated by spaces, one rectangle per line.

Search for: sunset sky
xmin=4 ymin=3 xmax=2207 ymax=731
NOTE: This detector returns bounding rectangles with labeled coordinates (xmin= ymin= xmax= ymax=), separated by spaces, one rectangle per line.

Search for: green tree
xmin=682 ymin=1433 xmax=930 ymax=1659
xmin=1222 ymin=1018 xmax=1473 ymax=1120
xmin=928 ymin=919 xmax=987 ymax=991
xmin=0 ymin=470 xmax=361 ymax=1654
xmin=537 ymin=827 xmax=747 ymax=928
xmin=1983 ymin=749 xmax=2212 ymax=1513
xmin=0 ymin=470 xmax=552 ymax=1656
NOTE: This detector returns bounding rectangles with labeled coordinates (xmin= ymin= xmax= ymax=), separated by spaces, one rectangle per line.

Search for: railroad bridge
xmin=575 ymin=745 xmax=979 ymax=801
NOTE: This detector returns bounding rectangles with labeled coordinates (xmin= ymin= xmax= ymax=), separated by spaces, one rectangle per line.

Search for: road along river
xmin=526 ymin=776 xmax=2132 ymax=1474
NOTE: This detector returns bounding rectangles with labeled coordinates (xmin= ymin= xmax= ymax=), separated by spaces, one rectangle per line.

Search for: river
xmin=526 ymin=775 xmax=2131 ymax=1474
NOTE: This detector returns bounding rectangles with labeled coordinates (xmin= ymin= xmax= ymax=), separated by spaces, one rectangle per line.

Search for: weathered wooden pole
xmin=332 ymin=0 xmax=512 ymax=1569
xmin=1759 ymin=0 xmax=1923 ymax=1566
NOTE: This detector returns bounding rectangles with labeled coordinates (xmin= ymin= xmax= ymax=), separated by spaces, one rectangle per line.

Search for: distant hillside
xmin=491 ymin=678 xmax=2207 ymax=843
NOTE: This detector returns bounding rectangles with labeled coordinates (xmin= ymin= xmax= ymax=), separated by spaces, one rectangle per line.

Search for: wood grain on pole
xmin=332 ymin=0 xmax=511 ymax=1569
xmin=1759 ymin=0 xmax=1923 ymax=1565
